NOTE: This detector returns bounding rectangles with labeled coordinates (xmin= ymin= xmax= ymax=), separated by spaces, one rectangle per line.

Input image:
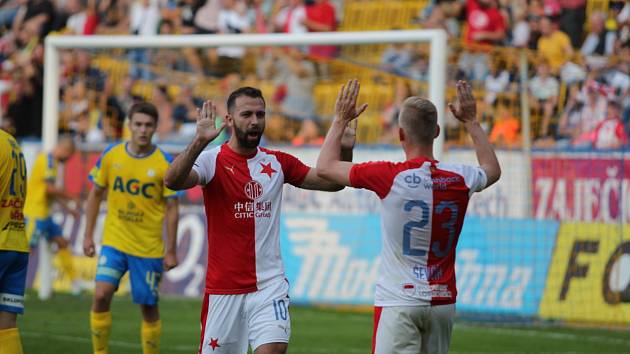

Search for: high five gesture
xmin=195 ymin=100 xmax=226 ymax=144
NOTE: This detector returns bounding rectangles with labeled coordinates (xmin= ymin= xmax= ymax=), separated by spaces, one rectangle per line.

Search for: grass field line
xmin=456 ymin=325 xmax=630 ymax=347
xmin=21 ymin=330 xmax=196 ymax=351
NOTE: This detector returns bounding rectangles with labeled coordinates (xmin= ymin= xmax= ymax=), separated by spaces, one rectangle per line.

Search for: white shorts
xmin=199 ymin=278 xmax=291 ymax=354
xmin=372 ymin=304 xmax=455 ymax=354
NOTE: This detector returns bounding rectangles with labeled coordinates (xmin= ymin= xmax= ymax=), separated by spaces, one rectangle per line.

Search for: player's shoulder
xmin=258 ymin=147 xmax=297 ymax=162
xmin=101 ymin=142 xmax=124 ymax=158
xmin=155 ymin=146 xmax=175 ymax=163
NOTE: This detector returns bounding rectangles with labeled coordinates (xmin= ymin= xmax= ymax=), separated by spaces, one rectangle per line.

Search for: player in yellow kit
xmin=0 ymin=129 xmax=28 ymax=354
xmin=24 ymin=136 xmax=81 ymax=293
xmin=83 ymin=102 xmax=180 ymax=354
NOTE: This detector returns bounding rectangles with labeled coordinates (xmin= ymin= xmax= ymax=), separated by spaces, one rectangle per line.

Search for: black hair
xmin=226 ymin=87 xmax=265 ymax=113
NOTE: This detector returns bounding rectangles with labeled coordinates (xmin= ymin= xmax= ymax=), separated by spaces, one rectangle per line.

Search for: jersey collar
xmin=125 ymin=142 xmax=156 ymax=159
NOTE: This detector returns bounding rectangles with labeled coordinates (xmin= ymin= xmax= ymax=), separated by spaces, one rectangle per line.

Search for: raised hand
xmin=335 ymin=79 xmax=368 ymax=125
xmin=448 ymin=80 xmax=477 ymax=124
xmin=340 ymin=119 xmax=357 ymax=150
xmin=196 ymin=100 xmax=226 ymax=143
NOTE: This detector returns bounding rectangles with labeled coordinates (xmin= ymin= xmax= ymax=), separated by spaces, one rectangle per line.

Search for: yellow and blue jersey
xmin=0 ymin=130 xmax=28 ymax=253
xmin=24 ymin=152 xmax=57 ymax=219
xmin=89 ymin=143 xmax=178 ymax=258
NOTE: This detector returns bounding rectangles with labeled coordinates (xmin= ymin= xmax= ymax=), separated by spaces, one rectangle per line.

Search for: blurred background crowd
xmin=0 ymin=0 xmax=628 ymax=149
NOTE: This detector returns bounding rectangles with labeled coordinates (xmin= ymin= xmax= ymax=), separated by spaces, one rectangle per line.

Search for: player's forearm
xmin=464 ymin=121 xmax=501 ymax=186
xmin=164 ymin=136 xmax=208 ymax=190
xmin=84 ymin=188 xmax=104 ymax=240
xmin=317 ymin=119 xmax=345 ymax=177
xmin=164 ymin=201 xmax=179 ymax=254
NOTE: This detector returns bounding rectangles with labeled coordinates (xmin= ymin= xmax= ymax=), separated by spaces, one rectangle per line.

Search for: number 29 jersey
xmin=0 ymin=130 xmax=28 ymax=253
xmin=349 ymin=157 xmax=487 ymax=307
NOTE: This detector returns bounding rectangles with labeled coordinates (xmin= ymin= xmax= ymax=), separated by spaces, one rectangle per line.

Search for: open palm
xmin=196 ymin=100 xmax=226 ymax=143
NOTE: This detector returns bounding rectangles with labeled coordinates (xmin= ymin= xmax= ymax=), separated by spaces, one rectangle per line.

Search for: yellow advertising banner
xmin=539 ymin=223 xmax=630 ymax=324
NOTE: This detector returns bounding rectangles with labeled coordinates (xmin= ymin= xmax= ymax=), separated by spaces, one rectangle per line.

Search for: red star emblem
xmin=260 ymin=162 xmax=276 ymax=179
xmin=209 ymin=338 xmax=220 ymax=350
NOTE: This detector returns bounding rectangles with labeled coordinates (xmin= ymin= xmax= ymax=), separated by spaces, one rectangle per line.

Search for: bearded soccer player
xmin=24 ymin=136 xmax=81 ymax=293
xmin=164 ymin=87 xmax=355 ymax=354
xmin=0 ymin=130 xmax=28 ymax=354
xmin=317 ymin=80 xmax=501 ymax=354
xmin=83 ymin=102 xmax=180 ymax=354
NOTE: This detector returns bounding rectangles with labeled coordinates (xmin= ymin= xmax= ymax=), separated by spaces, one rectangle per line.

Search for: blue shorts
xmin=0 ymin=251 xmax=29 ymax=314
xmin=95 ymin=246 xmax=163 ymax=305
xmin=27 ymin=217 xmax=63 ymax=247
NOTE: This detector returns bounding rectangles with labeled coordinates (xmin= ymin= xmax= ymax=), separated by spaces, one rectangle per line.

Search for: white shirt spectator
xmin=275 ymin=5 xmax=307 ymax=34
xmin=529 ymin=75 xmax=559 ymax=100
xmin=130 ymin=0 xmax=161 ymax=36
xmin=66 ymin=11 xmax=87 ymax=34
xmin=512 ymin=20 xmax=530 ymax=47
xmin=217 ymin=3 xmax=251 ymax=58
xmin=484 ymin=70 xmax=510 ymax=104
xmin=580 ymin=31 xmax=616 ymax=56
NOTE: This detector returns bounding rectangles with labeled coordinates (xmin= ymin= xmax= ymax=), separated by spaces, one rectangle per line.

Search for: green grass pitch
xmin=20 ymin=292 xmax=630 ymax=353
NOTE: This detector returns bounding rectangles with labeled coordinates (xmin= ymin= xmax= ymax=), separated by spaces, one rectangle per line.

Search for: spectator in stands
xmin=556 ymin=83 xmax=583 ymax=143
xmin=216 ymin=0 xmax=251 ymax=76
xmin=526 ymin=14 xmax=542 ymax=50
xmin=304 ymin=0 xmax=337 ymax=59
xmin=421 ymin=0 xmax=463 ymax=39
xmin=511 ymin=5 xmax=530 ymax=48
xmin=484 ymin=60 xmax=510 ymax=106
xmin=155 ymin=19 xmax=192 ymax=72
xmin=406 ymin=53 xmax=429 ymax=81
xmin=380 ymin=79 xmax=412 ymax=144
xmin=558 ymin=0 xmax=586 ymax=48
xmin=263 ymin=47 xmax=317 ymax=145
xmin=64 ymin=0 xmax=98 ymax=35
xmin=380 ymin=43 xmax=412 ymax=76
xmin=275 ymin=0 xmax=307 ymax=34
xmin=489 ymin=106 xmax=520 ymax=148
xmin=0 ymin=0 xmax=25 ymax=30
xmin=194 ymin=0 xmax=221 ymax=34
xmin=12 ymin=0 xmax=55 ymax=38
xmin=572 ymin=80 xmax=609 ymax=146
xmin=71 ymin=50 xmax=106 ymax=92
xmin=152 ymin=84 xmax=176 ymax=140
xmin=128 ymin=0 xmax=161 ymax=80
xmin=457 ymin=0 xmax=507 ymax=81
xmin=580 ymin=12 xmax=616 ymax=69
xmin=4 ymin=63 xmax=43 ymax=138
xmin=592 ymin=100 xmax=628 ymax=149
xmin=537 ymin=16 xmax=573 ymax=76
xmin=529 ymin=61 xmax=559 ymax=137
xmin=113 ymin=77 xmax=143 ymax=117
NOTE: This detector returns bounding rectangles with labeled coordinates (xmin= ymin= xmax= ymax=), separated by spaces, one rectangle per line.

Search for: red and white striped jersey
xmin=192 ymin=144 xmax=310 ymax=294
xmin=349 ymin=157 xmax=487 ymax=306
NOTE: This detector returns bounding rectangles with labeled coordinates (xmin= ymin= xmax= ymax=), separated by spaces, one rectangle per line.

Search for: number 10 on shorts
xmin=272 ymin=299 xmax=288 ymax=320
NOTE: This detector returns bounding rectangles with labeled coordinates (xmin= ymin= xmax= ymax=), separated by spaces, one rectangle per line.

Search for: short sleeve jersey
xmin=24 ymin=153 xmax=57 ymax=219
xmin=192 ymin=144 xmax=310 ymax=295
xmin=0 ymin=130 xmax=28 ymax=253
xmin=89 ymin=143 xmax=178 ymax=258
xmin=349 ymin=158 xmax=487 ymax=306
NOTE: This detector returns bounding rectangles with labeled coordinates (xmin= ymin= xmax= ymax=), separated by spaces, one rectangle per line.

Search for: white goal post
xmin=38 ymin=30 xmax=447 ymax=299
xmin=43 ymin=30 xmax=448 ymax=152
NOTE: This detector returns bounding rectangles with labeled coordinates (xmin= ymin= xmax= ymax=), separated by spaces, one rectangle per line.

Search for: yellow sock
xmin=56 ymin=248 xmax=77 ymax=280
xmin=90 ymin=311 xmax=112 ymax=354
xmin=0 ymin=328 xmax=23 ymax=354
xmin=141 ymin=320 xmax=161 ymax=354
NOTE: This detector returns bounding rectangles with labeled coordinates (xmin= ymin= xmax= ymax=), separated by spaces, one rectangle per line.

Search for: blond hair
xmin=398 ymin=96 xmax=438 ymax=146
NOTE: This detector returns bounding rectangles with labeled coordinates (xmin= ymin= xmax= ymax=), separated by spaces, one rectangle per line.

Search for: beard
xmin=234 ymin=125 xmax=263 ymax=149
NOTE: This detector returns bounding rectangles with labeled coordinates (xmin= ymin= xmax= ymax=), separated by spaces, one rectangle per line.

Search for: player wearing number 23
xmin=317 ymin=80 xmax=501 ymax=354
xmin=0 ymin=129 xmax=28 ymax=354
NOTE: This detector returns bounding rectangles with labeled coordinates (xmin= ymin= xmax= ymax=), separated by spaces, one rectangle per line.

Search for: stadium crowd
xmin=0 ymin=0 xmax=627 ymax=149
